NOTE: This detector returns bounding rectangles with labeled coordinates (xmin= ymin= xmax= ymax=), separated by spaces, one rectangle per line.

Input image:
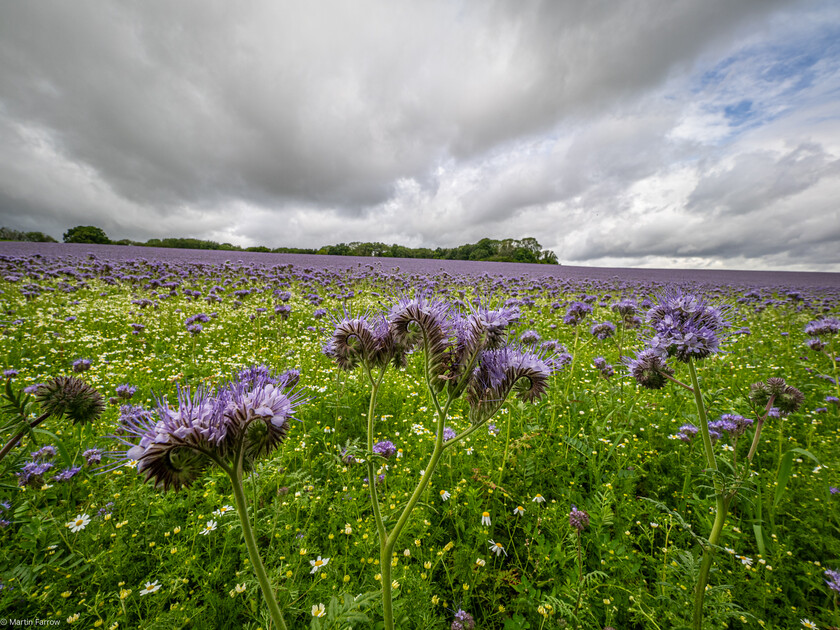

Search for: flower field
xmin=0 ymin=242 xmax=839 ymax=629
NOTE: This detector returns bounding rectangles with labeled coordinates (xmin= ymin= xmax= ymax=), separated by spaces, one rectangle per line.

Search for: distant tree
xmin=63 ymin=225 xmax=110 ymax=244
xmin=0 ymin=227 xmax=58 ymax=242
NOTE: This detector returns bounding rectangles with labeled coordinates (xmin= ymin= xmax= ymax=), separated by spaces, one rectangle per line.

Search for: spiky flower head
xmin=804 ymin=318 xmax=840 ymax=338
xmin=468 ymin=346 xmax=556 ymax=423
xmin=569 ymin=505 xmax=590 ymax=531
xmin=749 ymin=378 xmax=804 ymax=415
xmin=117 ymin=368 xmax=305 ymax=491
xmin=626 ymin=348 xmax=674 ymax=390
xmin=324 ymin=311 xmax=405 ymax=371
xmin=372 ymin=440 xmax=397 ymax=459
xmin=35 ymin=376 xmax=104 ymax=425
xmin=645 ymin=290 xmax=729 ymax=362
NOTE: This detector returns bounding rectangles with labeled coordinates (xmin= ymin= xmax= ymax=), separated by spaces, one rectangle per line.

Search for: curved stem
xmin=229 ymin=459 xmax=289 ymax=630
xmin=0 ymin=411 xmax=51 ymax=464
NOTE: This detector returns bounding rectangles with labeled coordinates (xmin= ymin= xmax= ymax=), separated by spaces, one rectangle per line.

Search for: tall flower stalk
xmin=114 ymin=366 xmax=305 ymax=630
xmin=325 ymin=298 xmax=557 ymax=630
xmin=628 ymin=291 xmax=804 ymax=630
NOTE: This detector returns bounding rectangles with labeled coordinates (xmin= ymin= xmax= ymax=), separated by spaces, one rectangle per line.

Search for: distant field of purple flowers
xmin=3 ymin=241 xmax=839 ymax=288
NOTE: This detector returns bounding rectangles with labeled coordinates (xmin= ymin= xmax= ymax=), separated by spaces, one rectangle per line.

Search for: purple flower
xmin=644 ymin=290 xmax=729 ymax=362
xmin=626 ymin=348 xmax=674 ymax=390
xmin=593 ymin=357 xmax=614 ymax=379
xmin=563 ymin=301 xmax=592 ymax=326
xmin=72 ymin=359 xmax=91 ymax=373
xmin=31 ymin=445 xmax=56 ymax=461
xmin=3 ymin=369 xmax=18 ymax=379
xmin=590 ymin=321 xmax=616 ymax=340
xmin=83 ymin=448 xmax=103 ymax=466
xmin=452 ymin=609 xmax=475 ymax=630
xmin=53 ymin=466 xmax=82 ymax=482
xmin=443 ymin=427 xmax=457 ymax=441
xmin=115 ymin=384 xmax=137 ymax=400
xmin=372 ymin=440 xmax=397 ymax=459
xmin=825 ymin=569 xmax=840 ymax=594
xmin=569 ymin=505 xmax=590 ymax=531
xmin=805 ymin=318 xmax=840 ymax=337
xmin=116 ymin=371 xmax=306 ymax=490
xmin=17 ymin=461 xmax=54 ymax=488
xmin=675 ymin=423 xmax=699 ymax=442
xmin=519 ymin=329 xmax=541 ymax=345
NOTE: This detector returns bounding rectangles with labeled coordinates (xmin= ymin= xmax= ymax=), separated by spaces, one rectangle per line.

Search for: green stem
xmin=229 ymin=463 xmax=288 ymax=630
xmin=0 ymin=411 xmax=51 ymax=464
xmin=687 ymin=359 xmax=727 ymax=630
xmin=563 ymin=325 xmax=581 ymax=400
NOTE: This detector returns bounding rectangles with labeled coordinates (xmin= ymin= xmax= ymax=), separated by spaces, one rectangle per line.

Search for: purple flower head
xmin=675 ymin=423 xmax=699 ymax=442
xmin=83 ymin=448 xmax=103 ymax=466
xmin=563 ymin=301 xmax=592 ymax=326
xmin=3 ymin=369 xmax=18 ymax=379
xmin=644 ymin=290 xmax=729 ymax=362
xmin=611 ymin=299 xmax=638 ymax=319
xmin=806 ymin=338 xmax=826 ymax=352
xmin=593 ymin=357 xmax=614 ymax=379
xmin=805 ymin=318 xmax=840 ymax=338
xmin=115 ymin=384 xmax=137 ymax=400
xmin=372 ymin=440 xmax=397 ymax=459
xmin=31 ymin=445 xmax=56 ymax=461
xmin=626 ymin=348 xmax=674 ymax=390
xmin=274 ymin=304 xmax=292 ymax=319
xmin=325 ymin=310 xmax=405 ymax=371
xmin=825 ymin=569 xmax=840 ymax=594
xmin=53 ymin=466 xmax=82 ymax=482
xmin=115 ymin=370 xmax=306 ymax=491
xmin=468 ymin=346 xmax=556 ymax=423
xmin=590 ymin=321 xmax=616 ymax=340
xmin=569 ymin=505 xmax=590 ymax=531
xmin=452 ymin=610 xmax=475 ymax=630
xmin=830 ymin=486 xmax=839 ymax=495
xmin=519 ymin=329 xmax=541 ymax=345
xmin=17 ymin=461 xmax=53 ymax=488
xmin=826 ymin=396 xmax=840 ymax=406
xmin=72 ymin=359 xmax=91 ymax=373
xmin=443 ymin=427 xmax=457 ymax=441
xmin=487 ymin=423 xmax=499 ymax=436
xmin=186 ymin=323 xmax=203 ymax=335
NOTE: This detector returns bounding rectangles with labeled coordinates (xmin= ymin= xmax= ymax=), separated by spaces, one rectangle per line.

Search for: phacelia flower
xmin=115 ymin=384 xmax=138 ymax=400
xmin=72 ymin=359 xmax=91 ymax=373
xmin=569 ymin=506 xmax=590 ymax=532
xmin=83 ymin=448 xmax=103 ymax=466
xmin=591 ymin=321 xmax=616 ymax=340
xmin=749 ymin=378 xmax=804 ymax=415
xmin=626 ymin=348 xmax=674 ymax=390
xmin=804 ymin=317 xmax=840 ymax=337
xmin=563 ymin=301 xmax=592 ymax=326
xmin=645 ymin=290 xmax=729 ymax=362
xmin=452 ymin=609 xmax=476 ymax=630
xmin=372 ymin=440 xmax=397 ymax=459
xmin=825 ymin=568 xmax=840 ymax=593
xmin=35 ymin=376 xmax=105 ymax=425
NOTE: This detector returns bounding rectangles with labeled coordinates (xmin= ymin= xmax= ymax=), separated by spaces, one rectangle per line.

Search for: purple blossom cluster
xmin=569 ymin=505 xmax=590 ymax=532
xmin=115 ymin=366 xmax=306 ymax=490
xmin=372 ymin=440 xmax=397 ymax=459
xmin=707 ymin=414 xmax=753 ymax=442
xmin=451 ymin=609 xmax=475 ymax=630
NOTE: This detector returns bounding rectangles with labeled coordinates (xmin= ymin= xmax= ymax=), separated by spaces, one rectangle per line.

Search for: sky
xmin=1 ymin=1 xmax=839 ymax=272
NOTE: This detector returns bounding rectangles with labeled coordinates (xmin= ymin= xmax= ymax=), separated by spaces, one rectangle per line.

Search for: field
xmin=0 ymin=242 xmax=839 ymax=630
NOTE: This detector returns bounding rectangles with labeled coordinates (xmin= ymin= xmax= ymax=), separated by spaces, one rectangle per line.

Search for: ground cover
xmin=0 ymin=243 xmax=838 ymax=629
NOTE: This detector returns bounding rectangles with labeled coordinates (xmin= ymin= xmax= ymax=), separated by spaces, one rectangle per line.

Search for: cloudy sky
xmin=1 ymin=1 xmax=839 ymax=271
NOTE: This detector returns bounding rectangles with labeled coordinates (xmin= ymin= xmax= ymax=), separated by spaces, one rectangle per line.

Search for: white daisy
xmin=212 ymin=505 xmax=234 ymax=517
xmin=310 ymin=556 xmax=330 ymax=573
xmin=532 ymin=494 xmax=546 ymax=503
xmin=312 ymin=603 xmax=326 ymax=617
xmin=439 ymin=489 xmax=451 ymax=502
xmin=66 ymin=514 xmax=91 ymax=533
xmin=199 ymin=519 xmax=217 ymax=535
xmin=481 ymin=511 xmax=491 ymax=527
xmin=488 ymin=539 xmax=507 ymax=557
xmin=139 ymin=580 xmax=161 ymax=596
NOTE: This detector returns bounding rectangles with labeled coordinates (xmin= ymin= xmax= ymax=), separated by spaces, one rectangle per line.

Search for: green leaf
xmin=775 ymin=448 xmax=820 ymax=508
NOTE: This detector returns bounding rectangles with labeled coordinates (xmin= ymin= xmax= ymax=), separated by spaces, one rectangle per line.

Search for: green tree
xmin=63 ymin=225 xmax=110 ymax=244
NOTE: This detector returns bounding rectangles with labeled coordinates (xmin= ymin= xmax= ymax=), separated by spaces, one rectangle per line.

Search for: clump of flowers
xmin=112 ymin=365 xmax=306 ymax=630
xmin=324 ymin=297 xmax=558 ymax=630
xmin=451 ymin=609 xmax=475 ymax=630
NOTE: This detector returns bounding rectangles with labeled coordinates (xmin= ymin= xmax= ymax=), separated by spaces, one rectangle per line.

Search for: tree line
xmin=0 ymin=225 xmax=559 ymax=265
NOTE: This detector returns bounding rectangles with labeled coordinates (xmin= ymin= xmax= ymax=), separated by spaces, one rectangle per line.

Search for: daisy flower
xmin=199 ymin=519 xmax=218 ymax=535
xmin=312 ymin=603 xmax=326 ymax=617
xmin=513 ymin=506 xmax=525 ymax=516
xmin=212 ymin=505 xmax=234 ymax=517
xmin=488 ymin=539 xmax=507 ymax=557
xmin=139 ymin=580 xmax=161 ymax=595
xmin=532 ymin=494 xmax=545 ymax=503
xmin=66 ymin=514 xmax=91 ymax=533
xmin=439 ymin=489 xmax=451 ymax=501
xmin=481 ymin=511 xmax=491 ymax=526
xmin=310 ymin=556 xmax=330 ymax=573
xmin=800 ymin=619 xmax=817 ymax=629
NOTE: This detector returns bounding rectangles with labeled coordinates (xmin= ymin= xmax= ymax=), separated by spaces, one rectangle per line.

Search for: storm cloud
xmin=1 ymin=0 xmax=838 ymax=270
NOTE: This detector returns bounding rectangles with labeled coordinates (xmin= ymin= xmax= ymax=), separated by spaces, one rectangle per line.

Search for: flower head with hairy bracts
xmin=749 ymin=377 xmax=804 ymax=415
xmin=804 ymin=317 xmax=840 ymax=338
xmin=625 ymin=348 xmax=674 ymax=390
xmin=645 ymin=290 xmax=729 ymax=362
xmin=116 ymin=368 xmax=306 ymax=491
xmin=468 ymin=346 xmax=557 ymax=423
xmin=324 ymin=311 xmax=406 ymax=371
xmin=35 ymin=376 xmax=104 ymax=425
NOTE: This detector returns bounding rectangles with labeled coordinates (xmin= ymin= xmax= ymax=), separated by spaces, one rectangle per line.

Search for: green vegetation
xmin=3 ymin=226 xmax=559 ymax=264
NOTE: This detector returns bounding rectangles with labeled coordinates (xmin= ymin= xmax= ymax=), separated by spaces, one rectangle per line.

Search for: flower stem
xmin=687 ymin=359 xmax=726 ymax=630
xmin=229 ymin=464 xmax=288 ymax=630
xmin=0 ymin=411 xmax=51 ymax=464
